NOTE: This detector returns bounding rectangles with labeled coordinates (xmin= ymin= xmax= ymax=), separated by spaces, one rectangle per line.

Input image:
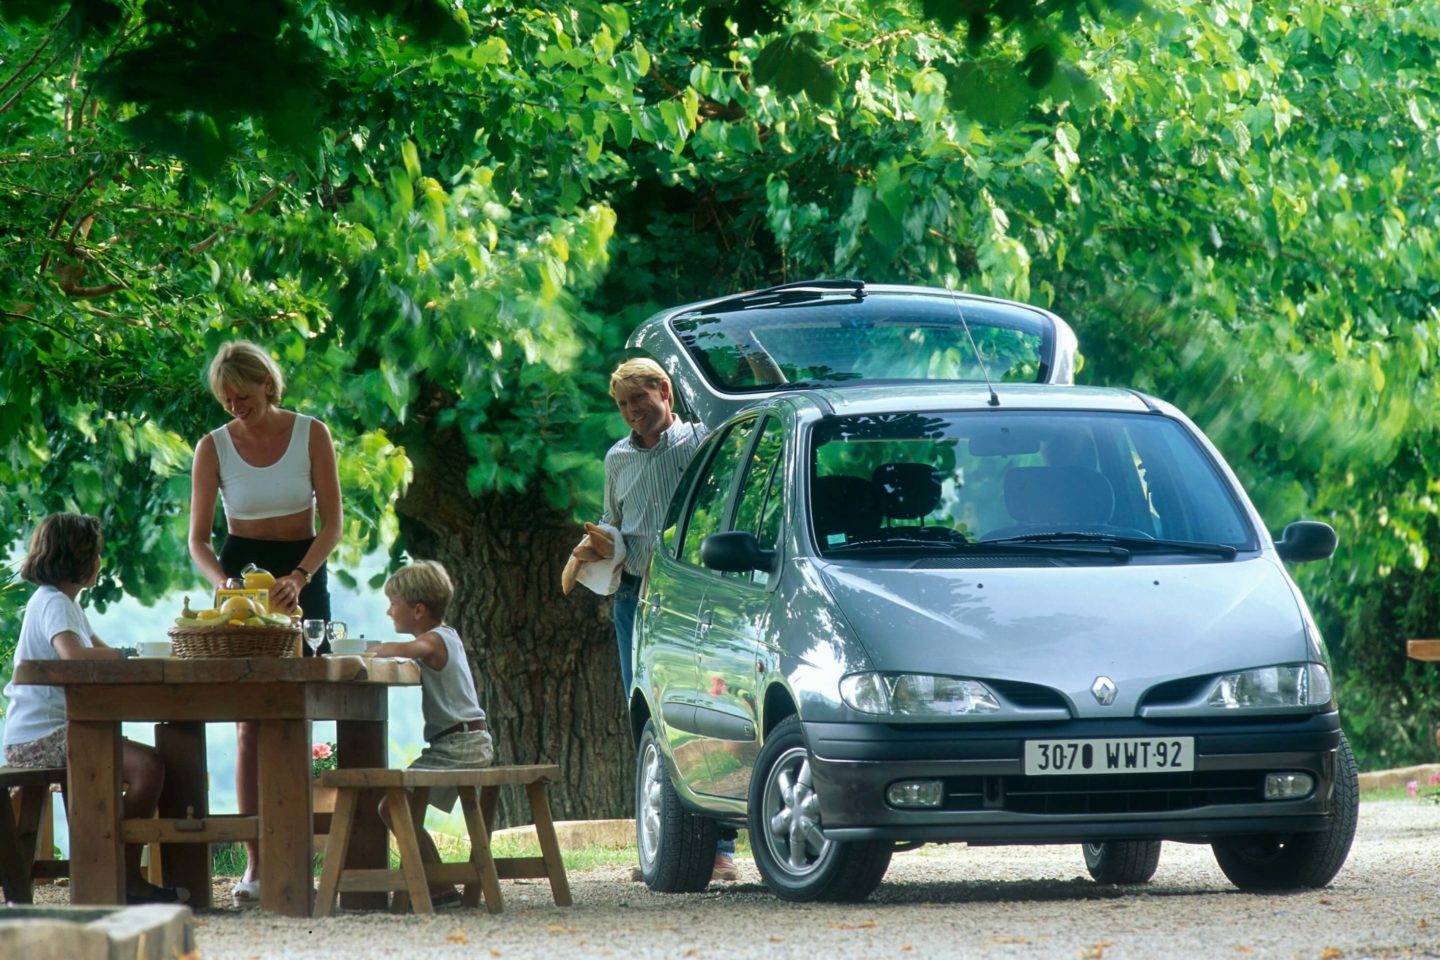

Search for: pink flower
xmin=312 ymin=742 xmax=333 ymax=760
xmin=1429 ymin=771 xmax=1440 ymax=787
xmin=1406 ymin=780 xmax=1419 ymax=797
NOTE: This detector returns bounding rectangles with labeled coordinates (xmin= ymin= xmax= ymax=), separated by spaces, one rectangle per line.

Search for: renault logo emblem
xmin=1091 ymin=676 xmax=1118 ymax=706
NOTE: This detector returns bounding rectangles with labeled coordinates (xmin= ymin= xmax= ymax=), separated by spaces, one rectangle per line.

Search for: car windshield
xmin=670 ymin=296 xmax=1054 ymax=392
xmin=809 ymin=411 xmax=1257 ymax=557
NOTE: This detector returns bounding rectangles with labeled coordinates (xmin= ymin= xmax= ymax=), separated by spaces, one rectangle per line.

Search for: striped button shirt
xmin=601 ymin=418 xmax=709 ymax=576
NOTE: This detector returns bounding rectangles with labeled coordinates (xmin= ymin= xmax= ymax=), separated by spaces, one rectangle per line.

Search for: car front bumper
xmin=804 ymin=713 xmax=1344 ymax=844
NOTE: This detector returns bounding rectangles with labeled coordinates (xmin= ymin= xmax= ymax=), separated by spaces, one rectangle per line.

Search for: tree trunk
xmin=395 ymin=429 xmax=632 ymax=829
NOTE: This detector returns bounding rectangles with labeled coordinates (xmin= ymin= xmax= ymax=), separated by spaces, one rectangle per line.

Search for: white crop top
xmin=211 ymin=414 xmax=316 ymax=520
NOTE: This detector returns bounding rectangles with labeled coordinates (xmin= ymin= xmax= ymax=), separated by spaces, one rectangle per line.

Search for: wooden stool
xmin=0 ymin=767 xmax=69 ymax=903
xmin=314 ymin=764 xmax=571 ymax=917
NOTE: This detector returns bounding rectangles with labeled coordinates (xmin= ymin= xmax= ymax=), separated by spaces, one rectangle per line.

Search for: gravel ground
xmin=34 ymin=800 xmax=1440 ymax=959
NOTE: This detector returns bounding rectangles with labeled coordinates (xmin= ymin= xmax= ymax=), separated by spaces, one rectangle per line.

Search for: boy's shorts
xmin=4 ymin=727 xmax=67 ymax=768
xmin=408 ymin=729 xmax=495 ymax=812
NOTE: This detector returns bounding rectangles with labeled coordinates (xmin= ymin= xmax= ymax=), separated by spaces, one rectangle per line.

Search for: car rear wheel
xmin=1211 ymin=733 xmax=1359 ymax=891
xmin=748 ymin=715 xmax=892 ymax=902
xmin=1083 ymin=841 xmax=1162 ymax=884
xmin=636 ymin=720 xmax=718 ymax=892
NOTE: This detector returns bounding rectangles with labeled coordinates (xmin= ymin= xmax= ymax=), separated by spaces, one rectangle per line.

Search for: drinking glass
xmin=303 ymin=619 xmax=326 ymax=656
xmin=328 ymin=621 xmax=348 ymax=645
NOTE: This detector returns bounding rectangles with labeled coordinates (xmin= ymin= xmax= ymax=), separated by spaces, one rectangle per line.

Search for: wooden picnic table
xmin=1408 ymin=640 xmax=1440 ymax=662
xmin=12 ymin=654 xmax=420 ymax=916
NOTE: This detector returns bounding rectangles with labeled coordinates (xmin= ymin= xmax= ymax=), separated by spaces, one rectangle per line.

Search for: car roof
xmin=628 ymin=280 xmax=1081 ymax=430
xmin=789 ymin=382 xmax=1156 ymax=418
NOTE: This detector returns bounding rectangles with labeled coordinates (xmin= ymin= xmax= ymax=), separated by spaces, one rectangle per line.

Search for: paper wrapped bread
xmin=562 ymin=522 xmax=619 ymax=595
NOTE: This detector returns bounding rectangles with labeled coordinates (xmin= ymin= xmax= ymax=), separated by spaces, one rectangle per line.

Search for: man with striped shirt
xmin=600 ymin=358 xmax=707 ymax=694
xmin=600 ymin=359 xmax=739 ymax=883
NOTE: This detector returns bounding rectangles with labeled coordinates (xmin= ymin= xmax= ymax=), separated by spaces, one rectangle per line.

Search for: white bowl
xmin=136 ymin=641 xmax=172 ymax=658
xmin=330 ymin=638 xmax=365 ymax=656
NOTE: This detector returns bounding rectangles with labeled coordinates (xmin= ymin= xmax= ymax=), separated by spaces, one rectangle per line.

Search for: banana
xmin=181 ymin=596 xmax=197 ymax=619
xmin=174 ymin=616 xmax=217 ymax=628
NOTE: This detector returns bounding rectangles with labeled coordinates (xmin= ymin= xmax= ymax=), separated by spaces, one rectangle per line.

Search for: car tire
xmin=635 ymin=720 xmax=719 ymax=892
xmin=1082 ymin=841 xmax=1162 ymax=884
xmin=1211 ymin=733 xmax=1360 ymax=891
xmin=748 ymin=715 xmax=892 ymax=902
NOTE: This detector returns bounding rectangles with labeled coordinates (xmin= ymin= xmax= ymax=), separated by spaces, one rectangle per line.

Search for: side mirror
xmin=701 ymin=531 xmax=777 ymax=573
xmin=1275 ymin=521 xmax=1337 ymax=563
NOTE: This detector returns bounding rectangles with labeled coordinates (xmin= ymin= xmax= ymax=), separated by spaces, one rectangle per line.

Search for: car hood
xmin=814 ymin=557 xmax=1308 ymax=717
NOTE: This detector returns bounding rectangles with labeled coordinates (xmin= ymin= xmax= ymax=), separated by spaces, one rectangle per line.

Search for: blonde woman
xmin=187 ymin=340 xmax=343 ymax=906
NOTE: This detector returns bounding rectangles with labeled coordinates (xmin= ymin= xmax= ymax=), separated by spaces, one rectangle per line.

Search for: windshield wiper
xmin=828 ymin=537 xmax=1129 ymax=561
xmin=983 ymin=532 xmax=1238 ymax=559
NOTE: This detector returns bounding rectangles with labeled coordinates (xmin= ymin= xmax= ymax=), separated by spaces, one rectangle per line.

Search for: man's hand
xmin=571 ymin=522 xmax=615 ymax=561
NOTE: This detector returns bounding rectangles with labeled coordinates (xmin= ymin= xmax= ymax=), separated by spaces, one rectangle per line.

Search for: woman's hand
xmin=270 ymin=572 xmax=304 ymax=612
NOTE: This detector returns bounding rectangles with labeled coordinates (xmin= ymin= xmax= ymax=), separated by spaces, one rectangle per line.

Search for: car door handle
xmin=649 ymin=593 xmax=661 ymax=615
xmin=698 ymin=612 xmax=713 ymax=637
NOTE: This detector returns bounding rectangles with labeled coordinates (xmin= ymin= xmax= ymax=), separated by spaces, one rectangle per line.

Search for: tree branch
xmin=0 ymin=5 xmax=72 ymax=101
xmin=188 ymin=172 xmax=299 ymax=254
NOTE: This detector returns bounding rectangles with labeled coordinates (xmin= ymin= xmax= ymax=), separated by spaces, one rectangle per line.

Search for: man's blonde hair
xmin=207 ymin=340 xmax=285 ymax=404
xmin=608 ymin=357 xmax=671 ymax=398
xmin=384 ymin=560 xmax=454 ymax=621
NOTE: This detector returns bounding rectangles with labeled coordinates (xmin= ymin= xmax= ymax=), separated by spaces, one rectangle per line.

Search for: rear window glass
xmin=671 ymin=296 xmax=1053 ymax=392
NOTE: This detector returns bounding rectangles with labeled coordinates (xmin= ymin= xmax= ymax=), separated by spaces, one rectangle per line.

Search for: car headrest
xmin=811 ymin=475 xmax=881 ymax=539
xmin=1003 ymin=466 xmax=1115 ymax=525
xmin=872 ymin=462 xmax=943 ymax=521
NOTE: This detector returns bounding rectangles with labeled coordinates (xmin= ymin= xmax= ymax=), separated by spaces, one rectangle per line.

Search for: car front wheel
xmin=748 ymin=715 xmax=892 ymax=902
xmin=636 ymin=720 xmax=718 ymax=892
xmin=1211 ymin=733 xmax=1360 ymax=891
xmin=1082 ymin=840 xmax=1162 ymax=884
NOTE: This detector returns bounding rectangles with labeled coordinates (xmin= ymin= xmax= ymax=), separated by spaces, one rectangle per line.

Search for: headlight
xmin=840 ymin=673 xmax=1001 ymax=717
xmin=1207 ymin=663 xmax=1332 ymax=710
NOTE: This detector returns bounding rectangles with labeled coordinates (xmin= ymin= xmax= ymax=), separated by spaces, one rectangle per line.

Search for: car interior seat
xmin=811 ymin=475 xmax=882 ymax=543
xmin=871 ymin=462 xmax=944 ymax=526
xmin=990 ymin=465 xmax=1116 ymax=538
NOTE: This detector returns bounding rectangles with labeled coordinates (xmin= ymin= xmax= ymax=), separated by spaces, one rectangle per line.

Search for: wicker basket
xmin=167 ymin=624 xmax=300 ymax=659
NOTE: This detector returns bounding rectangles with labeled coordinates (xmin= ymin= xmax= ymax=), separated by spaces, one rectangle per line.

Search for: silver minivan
xmin=626 ymin=282 xmax=1356 ymax=903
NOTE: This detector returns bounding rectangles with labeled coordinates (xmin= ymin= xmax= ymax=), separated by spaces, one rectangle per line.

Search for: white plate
xmin=1023 ymin=737 xmax=1194 ymax=775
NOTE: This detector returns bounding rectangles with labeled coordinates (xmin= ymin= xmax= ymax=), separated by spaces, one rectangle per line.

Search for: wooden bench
xmin=0 ymin=766 xmax=69 ymax=904
xmin=313 ymin=764 xmax=571 ymax=917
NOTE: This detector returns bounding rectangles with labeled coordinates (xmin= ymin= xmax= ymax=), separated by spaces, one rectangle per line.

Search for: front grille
xmin=1140 ymin=675 xmax=1213 ymax=708
xmin=939 ymin=771 xmax=1261 ymax=814
xmin=988 ymin=679 xmax=1069 ymax=710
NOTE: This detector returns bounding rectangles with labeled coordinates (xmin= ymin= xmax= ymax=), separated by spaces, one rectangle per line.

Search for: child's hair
xmin=20 ymin=513 xmax=103 ymax=586
xmin=384 ymin=560 xmax=454 ymax=621
xmin=207 ymin=340 xmax=285 ymax=404
xmin=608 ymin=357 xmax=671 ymax=398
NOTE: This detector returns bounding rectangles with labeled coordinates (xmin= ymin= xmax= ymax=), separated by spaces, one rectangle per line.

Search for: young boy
xmin=371 ymin=560 xmax=493 ymax=907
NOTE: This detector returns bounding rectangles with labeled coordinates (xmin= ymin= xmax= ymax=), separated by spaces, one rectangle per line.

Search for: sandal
xmin=231 ymin=880 xmax=260 ymax=907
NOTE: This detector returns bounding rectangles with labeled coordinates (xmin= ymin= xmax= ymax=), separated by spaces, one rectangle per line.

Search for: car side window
xmin=660 ymin=425 xmax=719 ymax=557
xmin=730 ymin=416 xmax=785 ymax=585
xmin=678 ymin=418 xmax=757 ymax=568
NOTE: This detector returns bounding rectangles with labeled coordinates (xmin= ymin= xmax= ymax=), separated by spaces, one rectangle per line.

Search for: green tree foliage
xmin=2 ymin=0 xmax=1437 ymax=786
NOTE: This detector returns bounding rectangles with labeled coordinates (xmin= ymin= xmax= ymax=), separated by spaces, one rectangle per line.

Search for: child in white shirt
xmin=2 ymin=513 xmax=185 ymax=904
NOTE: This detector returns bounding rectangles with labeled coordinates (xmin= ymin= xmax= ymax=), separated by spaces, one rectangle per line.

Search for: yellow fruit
xmin=197 ymin=608 xmax=225 ymax=622
xmin=243 ymin=616 xmax=266 ymax=627
xmin=228 ymin=618 xmax=245 ymax=626
xmin=181 ymin=596 xmax=197 ymax=619
xmin=220 ymin=595 xmax=260 ymax=620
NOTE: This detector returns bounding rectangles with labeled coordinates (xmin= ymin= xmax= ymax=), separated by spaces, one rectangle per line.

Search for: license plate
xmin=1023 ymin=737 xmax=1194 ymax=775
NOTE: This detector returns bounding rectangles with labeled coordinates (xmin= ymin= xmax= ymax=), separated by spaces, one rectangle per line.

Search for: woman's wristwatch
xmin=293 ymin=565 xmax=313 ymax=585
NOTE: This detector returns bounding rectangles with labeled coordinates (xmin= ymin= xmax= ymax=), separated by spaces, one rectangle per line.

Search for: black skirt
xmin=218 ymin=534 xmax=333 ymax=654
